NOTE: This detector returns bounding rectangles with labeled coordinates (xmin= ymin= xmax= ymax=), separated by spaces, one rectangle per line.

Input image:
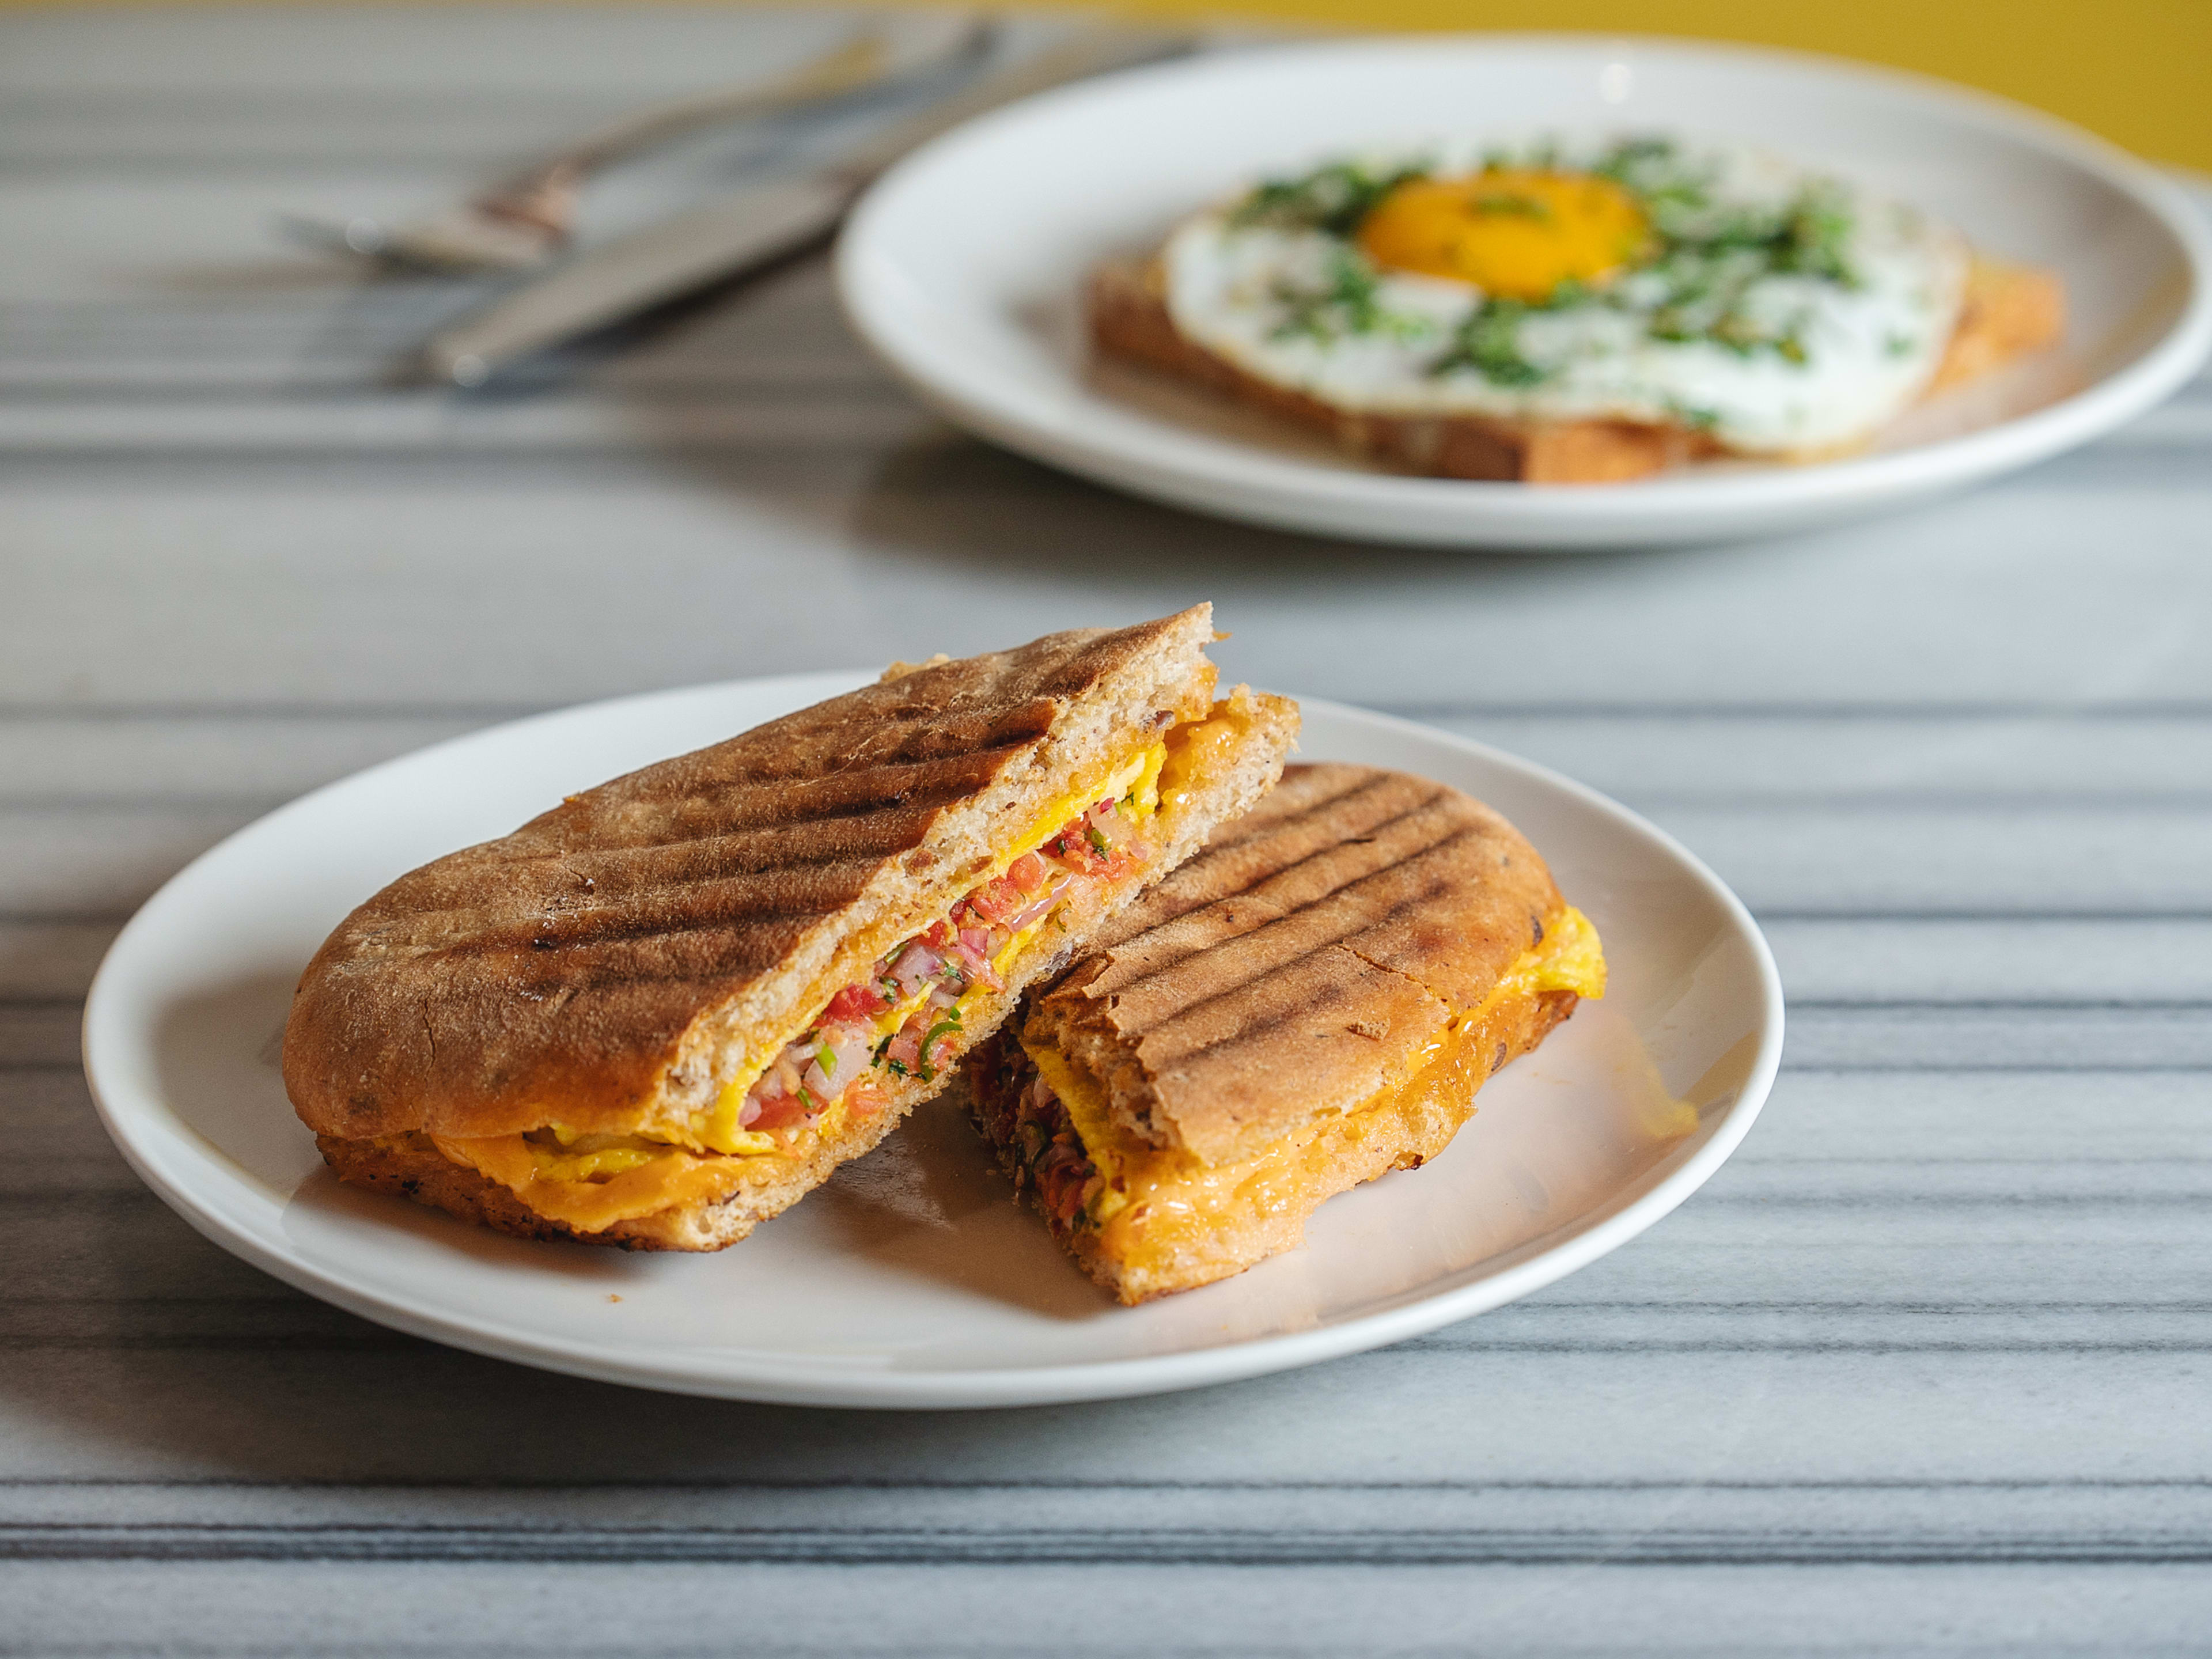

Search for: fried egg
xmin=1161 ymin=138 xmax=1969 ymax=455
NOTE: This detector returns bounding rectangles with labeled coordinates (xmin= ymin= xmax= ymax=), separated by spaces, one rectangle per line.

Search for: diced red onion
xmin=1086 ymin=800 xmax=1128 ymax=848
xmin=1006 ymin=877 xmax=1070 ymax=932
xmin=802 ymin=1031 xmax=874 ymax=1104
xmin=889 ymin=942 xmax=941 ymax=997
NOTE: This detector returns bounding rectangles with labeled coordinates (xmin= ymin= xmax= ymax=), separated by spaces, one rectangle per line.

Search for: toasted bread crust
xmin=1930 ymin=255 xmax=2067 ymax=392
xmin=284 ymin=608 xmax=1222 ymax=1145
xmin=1092 ymin=248 xmax=2064 ymax=484
xmin=1028 ymin=763 xmax=1565 ymax=1164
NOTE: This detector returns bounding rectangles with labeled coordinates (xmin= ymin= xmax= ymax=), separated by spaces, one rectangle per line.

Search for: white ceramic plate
xmin=837 ymin=35 xmax=2212 ymax=550
xmin=82 ymin=677 xmax=1782 ymax=1408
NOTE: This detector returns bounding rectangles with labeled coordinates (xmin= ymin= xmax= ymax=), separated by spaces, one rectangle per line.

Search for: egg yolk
xmin=1355 ymin=169 xmax=1650 ymax=302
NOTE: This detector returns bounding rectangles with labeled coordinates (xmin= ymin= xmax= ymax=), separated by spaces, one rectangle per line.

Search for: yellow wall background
xmin=995 ymin=0 xmax=2212 ymax=170
xmin=9 ymin=0 xmax=2206 ymax=171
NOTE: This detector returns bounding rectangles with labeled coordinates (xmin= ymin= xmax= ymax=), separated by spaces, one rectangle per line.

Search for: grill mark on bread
xmin=1107 ymin=832 xmax=1491 ymax=1068
xmin=331 ymin=746 xmax=1045 ymax=952
xmin=1074 ymin=768 xmax=1433 ymax=960
xmin=1027 ymin=763 xmax=1565 ymax=1162
xmin=1074 ymin=788 xmax=1474 ymax=1017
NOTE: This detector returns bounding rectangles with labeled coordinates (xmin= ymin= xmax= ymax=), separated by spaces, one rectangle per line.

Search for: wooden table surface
xmin=5 ymin=7 xmax=2210 ymax=1652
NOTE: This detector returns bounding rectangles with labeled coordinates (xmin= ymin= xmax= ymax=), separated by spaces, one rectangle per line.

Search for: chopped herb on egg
xmin=1233 ymin=160 xmax=1434 ymax=237
xmin=1660 ymin=396 xmax=1722 ymax=431
xmin=1269 ymin=247 xmax=1429 ymax=344
xmin=1430 ymin=297 xmax=1548 ymax=386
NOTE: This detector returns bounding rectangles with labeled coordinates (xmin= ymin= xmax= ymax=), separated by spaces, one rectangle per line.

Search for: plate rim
xmin=81 ymin=677 xmax=1786 ymax=1409
xmin=836 ymin=31 xmax=2212 ymax=550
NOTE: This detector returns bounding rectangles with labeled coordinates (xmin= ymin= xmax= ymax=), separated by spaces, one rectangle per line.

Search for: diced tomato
xmin=1043 ymin=827 xmax=1103 ymax=874
xmin=922 ymin=919 xmax=953 ymax=949
xmin=1005 ymin=851 xmax=1047 ymax=893
xmin=1098 ymin=848 xmax=1143 ymax=882
xmin=963 ymin=874 xmax=1023 ymax=923
xmin=821 ymin=983 xmax=889 ymax=1025
xmin=750 ymin=1092 xmax=812 ymax=1131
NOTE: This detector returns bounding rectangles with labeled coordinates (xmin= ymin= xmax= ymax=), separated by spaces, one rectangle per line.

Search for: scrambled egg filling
xmin=1023 ymin=907 xmax=1607 ymax=1270
xmin=432 ymin=699 xmax=1252 ymax=1233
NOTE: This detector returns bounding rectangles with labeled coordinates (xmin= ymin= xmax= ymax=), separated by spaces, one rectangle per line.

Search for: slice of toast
xmin=1090 ymin=252 xmax=2064 ymax=486
xmin=1928 ymin=256 xmax=2068 ymax=393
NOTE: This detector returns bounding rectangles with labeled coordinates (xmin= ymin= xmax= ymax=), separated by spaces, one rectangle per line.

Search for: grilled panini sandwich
xmin=285 ymin=605 xmax=1298 ymax=1251
xmin=963 ymin=763 xmax=1605 ymax=1302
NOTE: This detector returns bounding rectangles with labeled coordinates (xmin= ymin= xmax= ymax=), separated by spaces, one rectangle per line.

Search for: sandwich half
xmin=285 ymin=605 xmax=1298 ymax=1251
xmin=961 ymin=762 xmax=1606 ymax=1302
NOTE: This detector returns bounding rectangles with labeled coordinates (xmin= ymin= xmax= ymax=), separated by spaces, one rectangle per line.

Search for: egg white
xmin=1161 ymin=141 xmax=1969 ymax=456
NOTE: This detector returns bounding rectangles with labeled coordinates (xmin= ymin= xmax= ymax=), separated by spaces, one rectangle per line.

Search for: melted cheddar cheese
xmin=1025 ymin=906 xmax=1607 ymax=1271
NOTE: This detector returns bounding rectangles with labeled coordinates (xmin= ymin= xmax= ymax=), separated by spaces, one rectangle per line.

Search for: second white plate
xmin=838 ymin=35 xmax=2211 ymax=550
xmin=83 ymin=679 xmax=1782 ymax=1408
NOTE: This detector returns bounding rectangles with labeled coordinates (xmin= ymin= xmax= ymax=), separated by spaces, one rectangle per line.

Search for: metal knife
xmin=422 ymin=29 xmax=1195 ymax=386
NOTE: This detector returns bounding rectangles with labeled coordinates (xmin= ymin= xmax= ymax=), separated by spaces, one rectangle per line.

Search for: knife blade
xmin=427 ymin=177 xmax=858 ymax=385
xmin=422 ymin=28 xmax=1195 ymax=385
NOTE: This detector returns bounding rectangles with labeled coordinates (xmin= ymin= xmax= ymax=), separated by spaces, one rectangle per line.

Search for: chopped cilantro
xmin=1270 ymin=247 xmax=1427 ymax=345
xmin=1661 ymin=396 xmax=1721 ymax=431
xmin=1430 ymin=297 xmax=1549 ymax=387
xmin=1232 ymin=159 xmax=1432 ymax=237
